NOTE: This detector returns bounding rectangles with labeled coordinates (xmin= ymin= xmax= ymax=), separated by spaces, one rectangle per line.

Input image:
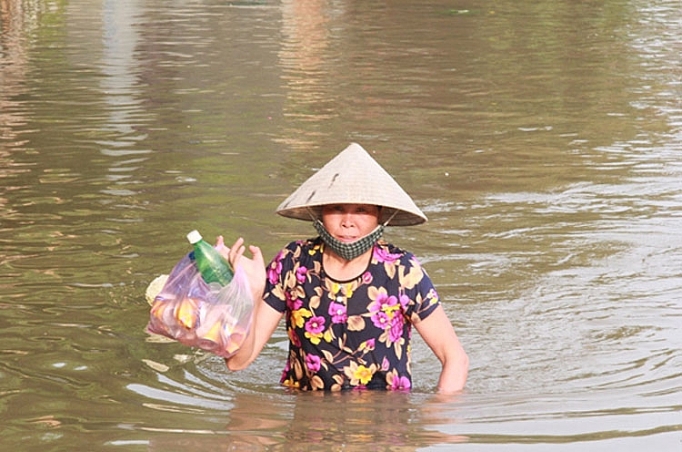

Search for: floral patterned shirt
xmin=263 ymin=237 xmax=441 ymax=391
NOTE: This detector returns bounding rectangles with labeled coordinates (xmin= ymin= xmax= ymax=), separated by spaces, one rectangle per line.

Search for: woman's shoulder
xmin=277 ymin=237 xmax=324 ymax=261
xmin=373 ymin=240 xmax=418 ymax=265
xmin=373 ymin=240 xmax=435 ymax=292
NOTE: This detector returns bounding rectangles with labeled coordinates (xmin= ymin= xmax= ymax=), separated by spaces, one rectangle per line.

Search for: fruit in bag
xmin=145 ymin=238 xmax=253 ymax=358
xmin=223 ymin=325 xmax=248 ymax=356
xmin=176 ymin=297 xmax=199 ymax=329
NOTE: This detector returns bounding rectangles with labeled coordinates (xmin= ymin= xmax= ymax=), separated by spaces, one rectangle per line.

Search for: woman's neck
xmin=322 ymin=246 xmax=372 ymax=281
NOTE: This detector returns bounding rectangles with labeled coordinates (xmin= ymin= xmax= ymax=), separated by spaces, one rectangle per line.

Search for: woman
xmin=222 ymin=143 xmax=468 ymax=393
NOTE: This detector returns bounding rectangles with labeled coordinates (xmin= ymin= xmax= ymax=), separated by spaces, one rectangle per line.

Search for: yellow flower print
xmin=290 ymin=307 xmax=312 ymax=328
xmin=283 ymin=376 xmax=300 ymax=389
xmin=305 ymin=330 xmax=324 ymax=345
xmin=344 ymin=362 xmax=377 ymax=386
xmin=354 ymin=366 xmax=373 ymax=385
xmin=303 ymin=315 xmax=326 ymax=345
xmin=344 ymin=283 xmax=354 ymax=298
xmin=329 ymin=282 xmax=355 ymax=299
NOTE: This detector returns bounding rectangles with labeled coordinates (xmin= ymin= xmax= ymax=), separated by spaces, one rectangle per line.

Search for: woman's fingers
xmin=215 ymin=235 xmax=230 ymax=259
xmin=217 ymin=237 xmax=263 ymax=272
xmin=248 ymin=245 xmax=264 ymax=266
xmin=227 ymin=237 xmax=245 ymax=268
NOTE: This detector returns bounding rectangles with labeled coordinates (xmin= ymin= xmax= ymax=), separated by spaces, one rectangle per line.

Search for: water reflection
xmin=276 ymin=0 xmax=336 ymax=153
xmin=101 ymin=0 xmax=143 ymax=133
xmin=139 ymin=381 xmax=467 ymax=450
xmin=1 ymin=0 xmax=682 ymax=449
xmin=0 ymin=0 xmax=42 ymax=184
xmin=0 ymin=0 xmax=31 ymax=147
xmin=98 ymin=0 xmax=154 ymax=200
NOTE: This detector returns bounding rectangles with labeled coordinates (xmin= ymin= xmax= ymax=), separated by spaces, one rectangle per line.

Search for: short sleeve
xmin=399 ymin=253 xmax=441 ymax=322
xmin=263 ymin=243 xmax=296 ymax=314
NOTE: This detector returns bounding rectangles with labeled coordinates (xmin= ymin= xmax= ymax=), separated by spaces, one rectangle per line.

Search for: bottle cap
xmin=187 ymin=230 xmax=203 ymax=244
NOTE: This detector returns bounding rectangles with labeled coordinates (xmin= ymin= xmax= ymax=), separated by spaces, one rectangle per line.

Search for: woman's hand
xmin=215 ymin=236 xmax=266 ymax=302
xmin=215 ymin=236 xmax=281 ymax=371
xmin=415 ymin=306 xmax=469 ymax=394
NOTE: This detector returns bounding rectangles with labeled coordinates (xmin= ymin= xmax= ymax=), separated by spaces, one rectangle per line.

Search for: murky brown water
xmin=1 ymin=0 xmax=681 ymax=450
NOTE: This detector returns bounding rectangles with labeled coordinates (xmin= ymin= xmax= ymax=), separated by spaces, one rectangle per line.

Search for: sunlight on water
xmin=0 ymin=0 xmax=681 ymax=450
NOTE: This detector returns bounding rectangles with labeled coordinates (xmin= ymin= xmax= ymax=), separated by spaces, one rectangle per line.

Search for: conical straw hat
xmin=276 ymin=143 xmax=427 ymax=226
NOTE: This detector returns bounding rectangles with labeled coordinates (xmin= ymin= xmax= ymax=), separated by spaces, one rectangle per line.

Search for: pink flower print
xmin=399 ymin=293 xmax=410 ymax=310
xmin=369 ymin=292 xmax=397 ymax=312
xmin=388 ymin=314 xmax=405 ymax=343
xmin=374 ymin=247 xmax=401 ymax=264
xmin=267 ymin=251 xmax=285 ymax=284
xmin=359 ymin=338 xmax=376 ymax=353
xmin=391 ymin=375 xmax=411 ymax=391
xmin=305 ymin=316 xmax=325 ymax=334
xmin=328 ymin=301 xmax=347 ymax=324
xmin=369 ymin=291 xmax=400 ymax=330
xmin=379 ymin=291 xmax=399 ymax=309
xmin=282 ymin=361 xmax=291 ymax=379
xmin=304 ymin=316 xmax=326 ymax=344
xmin=371 ymin=310 xmax=390 ymax=329
xmin=305 ymin=354 xmax=322 ymax=372
xmin=361 ymin=271 xmax=373 ymax=285
xmin=295 ymin=266 xmax=308 ymax=283
xmin=285 ymin=290 xmax=302 ymax=311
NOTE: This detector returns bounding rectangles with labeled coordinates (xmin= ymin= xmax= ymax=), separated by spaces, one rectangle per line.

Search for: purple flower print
xmin=267 ymin=250 xmax=284 ymax=284
xmin=369 ymin=291 xmax=400 ymax=330
xmin=305 ymin=354 xmax=321 ymax=372
xmin=304 ymin=315 xmax=326 ymax=344
xmin=328 ymin=301 xmax=347 ymax=324
xmin=369 ymin=292 xmax=398 ymax=313
xmin=391 ymin=375 xmax=411 ymax=391
xmin=285 ymin=290 xmax=302 ymax=311
xmin=359 ymin=338 xmax=376 ymax=352
xmin=295 ymin=266 xmax=308 ymax=283
xmin=371 ymin=310 xmax=390 ymax=329
xmin=281 ymin=361 xmax=291 ymax=382
xmin=388 ymin=314 xmax=405 ymax=343
xmin=379 ymin=291 xmax=399 ymax=309
xmin=399 ymin=293 xmax=410 ymax=310
xmin=305 ymin=316 xmax=325 ymax=334
xmin=374 ymin=247 xmax=401 ymax=264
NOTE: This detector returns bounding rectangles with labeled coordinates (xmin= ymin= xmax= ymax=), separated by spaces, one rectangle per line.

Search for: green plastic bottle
xmin=187 ymin=230 xmax=234 ymax=286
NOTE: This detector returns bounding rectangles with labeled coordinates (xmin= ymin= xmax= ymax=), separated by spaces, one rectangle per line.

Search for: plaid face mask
xmin=313 ymin=220 xmax=384 ymax=261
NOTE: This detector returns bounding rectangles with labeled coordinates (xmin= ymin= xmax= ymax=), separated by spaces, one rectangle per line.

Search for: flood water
xmin=1 ymin=0 xmax=681 ymax=450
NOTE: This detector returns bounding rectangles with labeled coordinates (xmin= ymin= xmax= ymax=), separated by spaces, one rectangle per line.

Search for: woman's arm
xmin=224 ymin=298 xmax=283 ymax=371
xmin=217 ymin=237 xmax=283 ymax=371
xmin=415 ymin=305 xmax=469 ymax=394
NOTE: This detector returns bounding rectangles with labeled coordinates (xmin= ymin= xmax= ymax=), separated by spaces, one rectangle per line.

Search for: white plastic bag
xmin=146 ymin=253 xmax=252 ymax=358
